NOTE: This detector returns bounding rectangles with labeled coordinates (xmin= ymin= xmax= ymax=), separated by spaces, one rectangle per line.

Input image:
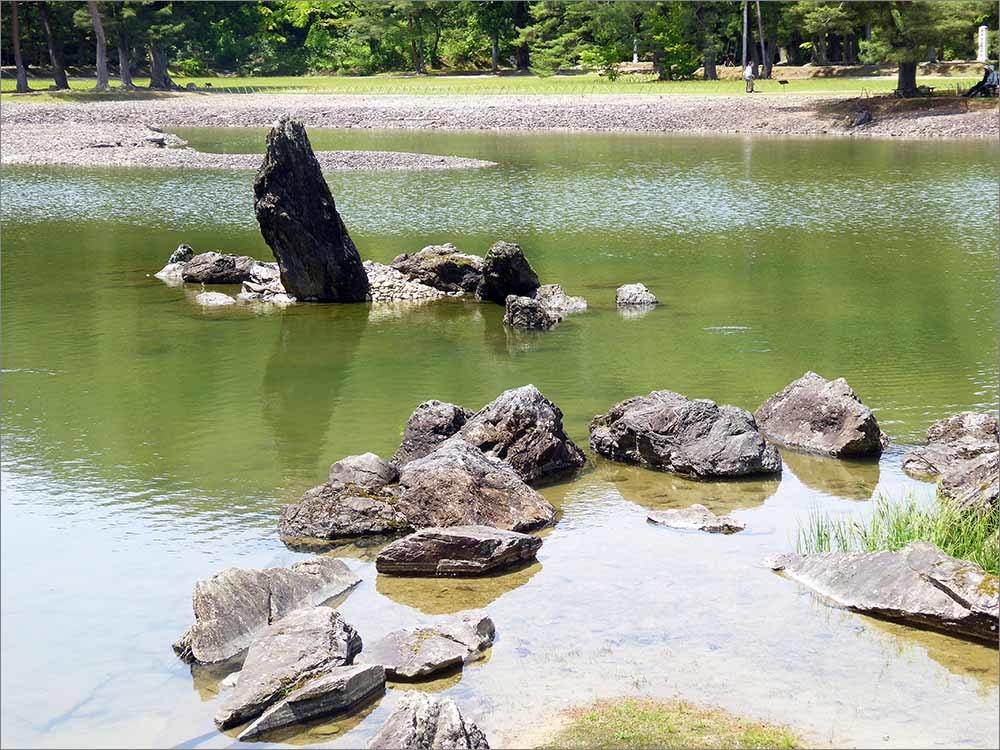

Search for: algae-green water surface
xmin=2 ymin=130 xmax=997 ymax=748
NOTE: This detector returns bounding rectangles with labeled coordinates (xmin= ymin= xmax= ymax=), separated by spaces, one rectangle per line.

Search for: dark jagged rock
xmin=393 ymin=400 xmax=473 ymax=467
xmin=755 ymin=371 xmax=885 ymax=458
xmin=253 ymin=116 xmax=370 ymax=302
xmin=396 ymin=440 xmax=555 ymax=532
xmin=238 ymin=664 xmax=385 ymax=741
xmin=368 ymin=693 xmax=490 ymax=749
xmin=390 ymin=243 xmax=484 ymax=294
xmin=278 ymin=482 xmax=411 ymax=541
xmin=503 ymin=295 xmax=561 ymax=330
xmin=358 ymin=612 xmax=495 ymax=679
xmin=475 ymin=241 xmax=539 ymax=304
xmin=590 ymin=390 xmax=781 ymax=479
xmin=172 ymin=557 xmax=360 ymax=664
xmin=168 ymin=243 xmax=194 ymax=264
xmin=647 ymin=504 xmax=746 ymax=534
xmin=458 ymin=384 xmax=586 ymax=483
xmin=376 ymin=526 xmax=542 ymax=576
xmin=768 ymin=542 xmax=998 ymax=645
xmin=214 ymin=606 xmax=362 ymax=729
xmin=181 ymin=251 xmax=258 ymax=284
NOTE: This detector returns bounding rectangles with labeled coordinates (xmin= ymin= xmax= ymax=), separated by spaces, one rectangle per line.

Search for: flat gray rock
xmin=215 ymin=606 xmax=362 ymax=729
xmin=358 ymin=612 xmax=494 ymax=680
xmin=590 ymin=390 xmax=781 ymax=479
xmin=396 ymin=440 xmax=555 ymax=532
xmin=181 ymin=251 xmax=258 ymax=284
xmin=375 ymin=526 xmax=542 ymax=576
xmin=329 ymin=452 xmax=399 ymax=489
xmin=755 ymin=371 xmax=885 ymax=458
xmin=237 ymin=664 xmax=385 ymax=741
xmin=647 ymin=504 xmax=745 ymax=534
xmin=277 ymin=482 xmax=411 ymax=541
xmin=458 ymin=384 xmax=586 ymax=483
xmin=768 ymin=542 xmax=998 ymax=644
xmin=368 ymin=693 xmax=490 ymax=749
xmin=393 ymin=400 xmax=473 ymax=467
xmin=173 ymin=557 xmax=360 ymax=664
xmin=615 ymin=283 xmax=658 ymax=306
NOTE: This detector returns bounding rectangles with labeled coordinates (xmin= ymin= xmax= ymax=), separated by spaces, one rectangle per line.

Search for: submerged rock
xmin=647 ymin=504 xmax=746 ymax=534
xmin=358 ymin=612 xmax=495 ymax=679
xmin=253 ymin=116 xmax=370 ymax=302
xmin=755 ymin=372 xmax=885 ymax=458
xmin=238 ymin=664 xmax=385 ymax=741
xmin=195 ymin=291 xmax=237 ymax=307
xmin=475 ymin=241 xmax=540 ymax=304
xmin=393 ymin=400 xmax=473 ymax=467
xmin=768 ymin=542 xmax=998 ymax=645
xmin=458 ymin=384 xmax=586 ymax=483
xmin=172 ymin=557 xmax=360 ymax=664
xmin=368 ymin=693 xmax=490 ymax=749
xmin=391 ymin=243 xmax=484 ymax=294
xmin=503 ymin=294 xmax=561 ymax=331
xmin=214 ymin=606 xmax=362 ymax=729
xmin=396 ymin=440 xmax=555 ymax=532
xmin=590 ymin=390 xmax=781 ymax=479
xmin=278 ymin=482 xmax=411 ymax=542
xmin=616 ymin=283 xmax=658 ymax=307
xmin=182 ymin=251 xmax=258 ymax=284
xmin=375 ymin=525 xmax=542 ymax=576
xmin=329 ymin=453 xmax=399 ymax=490
xmin=535 ymin=283 xmax=588 ymax=316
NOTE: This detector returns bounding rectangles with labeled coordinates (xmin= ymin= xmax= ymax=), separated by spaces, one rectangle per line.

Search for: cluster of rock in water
xmin=162 ymin=116 xmax=998 ymax=743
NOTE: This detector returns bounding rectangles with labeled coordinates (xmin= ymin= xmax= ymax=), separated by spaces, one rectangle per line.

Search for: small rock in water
xmin=368 ymin=693 xmax=490 ymax=749
xmin=375 ymin=525 xmax=542 ymax=576
xmin=647 ymin=504 xmax=745 ymax=534
xmin=195 ymin=291 xmax=237 ymax=307
xmin=503 ymin=294 xmax=561 ymax=331
xmin=393 ymin=400 xmax=473 ymax=467
xmin=755 ymin=371 xmax=885 ymax=458
xmin=358 ymin=612 xmax=495 ymax=680
xmin=616 ymin=283 xmax=658 ymax=306
xmin=237 ymin=664 xmax=385 ymax=741
xmin=534 ymin=283 xmax=588 ymax=316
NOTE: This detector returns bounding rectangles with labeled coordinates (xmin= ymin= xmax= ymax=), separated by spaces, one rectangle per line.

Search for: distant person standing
xmin=743 ymin=63 xmax=755 ymax=93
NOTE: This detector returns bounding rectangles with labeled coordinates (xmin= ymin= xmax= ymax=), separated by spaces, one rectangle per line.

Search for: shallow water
xmin=1 ymin=129 xmax=997 ymax=749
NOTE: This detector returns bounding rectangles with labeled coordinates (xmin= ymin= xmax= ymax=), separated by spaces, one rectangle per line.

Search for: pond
xmin=1 ymin=129 xmax=997 ymax=749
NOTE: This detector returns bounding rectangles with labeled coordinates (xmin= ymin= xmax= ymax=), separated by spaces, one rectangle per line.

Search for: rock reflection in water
xmin=189 ymin=657 xmax=244 ymax=702
xmin=781 ymin=450 xmax=880 ymax=500
xmin=590 ymin=458 xmax=780 ymax=515
xmin=376 ymin=562 xmax=542 ymax=615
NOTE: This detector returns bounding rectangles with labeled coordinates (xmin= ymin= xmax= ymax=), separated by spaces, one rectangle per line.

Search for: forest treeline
xmin=4 ymin=1 xmax=998 ymax=95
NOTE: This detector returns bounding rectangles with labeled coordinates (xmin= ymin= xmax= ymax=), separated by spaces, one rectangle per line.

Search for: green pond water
xmin=1 ymin=129 xmax=998 ymax=749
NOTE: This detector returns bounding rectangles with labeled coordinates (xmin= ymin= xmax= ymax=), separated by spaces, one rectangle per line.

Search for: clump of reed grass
xmin=797 ymin=494 xmax=998 ymax=575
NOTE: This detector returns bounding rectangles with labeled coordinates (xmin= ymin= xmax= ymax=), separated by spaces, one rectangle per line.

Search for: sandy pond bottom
xmin=1 ymin=128 xmax=997 ymax=748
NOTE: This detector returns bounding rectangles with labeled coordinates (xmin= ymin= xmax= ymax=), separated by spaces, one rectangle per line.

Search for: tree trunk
xmin=38 ymin=2 xmax=69 ymax=90
xmin=813 ymin=35 xmax=828 ymax=65
xmin=741 ymin=0 xmax=748 ymax=67
xmin=897 ymin=59 xmax=918 ymax=97
xmin=490 ymin=31 xmax=499 ymax=74
xmin=118 ymin=37 xmax=134 ymax=88
xmin=408 ymin=18 xmax=425 ymax=74
xmin=10 ymin=2 xmax=30 ymax=93
xmin=87 ymin=0 xmax=109 ymax=91
xmin=149 ymin=42 xmax=176 ymax=89
xmin=755 ymin=0 xmax=768 ymax=78
xmin=703 ymin=46 xmax=717 ymax=80
xmin=513 ymin=0 xmax=529 ymax=70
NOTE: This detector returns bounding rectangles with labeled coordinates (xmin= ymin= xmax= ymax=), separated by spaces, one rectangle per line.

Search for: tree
xmin=474 ymin=1 xmax=515 ymax=73
xmin=513 ymin=1 xmax=530 ymax=70
xmin=105 ymin=2 xmax=139 ymax=88
xmin=37 ymin=1 xmax=70 ymax=90
xmin=86 ymin=1 xmax=110 ymax=91
xmin=142 ymin=1 xmax=188 ymax=89
xmin=9 ymin=1 xmax=30 ymax=93
xmin=791 ymin=2 xmax=854 ymax=65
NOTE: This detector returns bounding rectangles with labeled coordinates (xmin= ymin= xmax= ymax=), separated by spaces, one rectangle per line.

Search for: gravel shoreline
xmin=2 ymin=93 xmax=995 ymax=170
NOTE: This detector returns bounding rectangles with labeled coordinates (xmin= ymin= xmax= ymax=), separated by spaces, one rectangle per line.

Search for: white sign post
xmin=977 ymin=25 xmax=989 ymax=62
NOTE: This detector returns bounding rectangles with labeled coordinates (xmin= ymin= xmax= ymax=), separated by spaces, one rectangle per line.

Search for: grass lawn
xmin=0 ymin=71 xmax=979 ymax=101
xmin=543 ymin=698 xmax=802 ymax=749
xmin=798 ymin=494 xmax=999 ymax=575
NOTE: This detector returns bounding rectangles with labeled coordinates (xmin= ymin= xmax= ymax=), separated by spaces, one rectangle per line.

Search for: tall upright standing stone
xmin=253 ymin=116 xmax=370 ymax=302
xmin=977 ymin=26 xmax=989 ymax=63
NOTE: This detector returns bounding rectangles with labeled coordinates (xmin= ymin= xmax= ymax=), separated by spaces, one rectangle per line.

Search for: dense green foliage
xmin=4 ymin=1 xmax=997 ymax=87
xmin=798 ymin=495 xmax=1000 ymax=575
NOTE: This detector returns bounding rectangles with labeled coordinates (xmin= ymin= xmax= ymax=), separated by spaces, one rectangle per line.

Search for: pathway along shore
xmin=2 ymin=92 xmax=996 ymax=170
